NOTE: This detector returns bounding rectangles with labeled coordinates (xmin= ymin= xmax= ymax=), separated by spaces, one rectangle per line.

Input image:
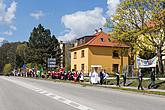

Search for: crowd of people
xmin=50 ymin=70 xmax=85 ymax=82
xmin=11 ymin=67 xmax=157 ymax=90
xmin=11 ymin=68 xmax=85 ymax=82
xmin=89 ymin=69 xmax=109 ymax=85
xmin=11 ymin=68 xmax=110 ymax=84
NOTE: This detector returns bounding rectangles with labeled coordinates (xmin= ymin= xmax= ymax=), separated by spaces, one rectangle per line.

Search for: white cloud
xmin=0 ymin=0 xmax=17 ymax=25
xmin=2 ymin=31 xmax=13 ymax=36
xmin=0 ymin=37 xmax=5 ymax=43
xmin=9 ymin=25 xmax=16 ymax=31
xmin=58 ymin=32 xmax=77 ymax=42
xmin=0 ymin=0 xmax=5 ymax=22
xmin=30 ymin=10 xmax=44 ymax=20
xmin=106 ymin=0 xmax=120 ymax=17
xmin=3 ymin=1 xmax=17 ymax=24
xmin=59 ymin=7 xmax=106 ymax=42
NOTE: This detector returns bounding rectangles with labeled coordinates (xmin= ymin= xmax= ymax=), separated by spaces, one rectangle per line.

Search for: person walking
xmin=73 ymin=71 xmax=78 ymax=83
xmin=99 ymin=69 xmax=104 ymax=85
xmin=89 ymin=71 xmax=92 ymax=84
xmin=79 ymin=70 xmax=84 ymax=82
xmin=138 ymin=68 xmax=144 ymax=90
xmin=122 ymin=67 xmax=127 ymax=86
xmin=90 ymin=68 xmax=98 ymax=85
xmin=148 ymin=68 xmax=156 ymax=89
xmin=115 ymin=71 xmax=120 ymax=87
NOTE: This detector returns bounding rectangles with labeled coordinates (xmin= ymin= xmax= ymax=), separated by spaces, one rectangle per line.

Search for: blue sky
xmin=0 ymin=0 xmax=120 ymax=43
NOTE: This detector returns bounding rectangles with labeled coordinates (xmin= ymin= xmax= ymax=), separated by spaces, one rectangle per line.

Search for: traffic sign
xmin=48 ymin=58 xmax=56 ymax=68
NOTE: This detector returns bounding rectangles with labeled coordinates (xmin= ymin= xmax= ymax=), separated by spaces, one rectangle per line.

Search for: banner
xmin=136 ymin=56 xmax=158 ymax=68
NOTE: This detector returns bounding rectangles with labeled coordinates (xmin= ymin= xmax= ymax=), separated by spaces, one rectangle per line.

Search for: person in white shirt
xmin=91 ymin=68 xmax=99 ymax=84
xmin=79 ymin=70 xmax=84 ymax=82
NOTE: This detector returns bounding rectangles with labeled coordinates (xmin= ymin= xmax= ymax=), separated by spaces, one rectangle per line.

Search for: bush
xmin=3 ymin=64 xmax=12 ymax=75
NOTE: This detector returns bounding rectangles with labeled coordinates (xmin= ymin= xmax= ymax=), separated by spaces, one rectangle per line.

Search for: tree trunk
xmin=120 ymin=49 xmax=124 ymax=74
xmin=129 ymin=47 xmax=134 ymax=77
xmin=157 ymin=47 xmax=164 ymax=74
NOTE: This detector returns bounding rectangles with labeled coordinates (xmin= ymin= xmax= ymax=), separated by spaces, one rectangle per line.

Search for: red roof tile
xmin=70 ymin=32 xmax=129 ymax=50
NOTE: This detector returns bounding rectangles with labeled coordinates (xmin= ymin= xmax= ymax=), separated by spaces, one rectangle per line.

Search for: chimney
xmin=95 ymin=29 xmax=98 ymax=33
xmin=98 ymin=28 xmax=103 ymax=32
xmin=100 ymin=28 xmax=102 ymax=31
xmin=60 ymin=41 xmax=63 ymax=44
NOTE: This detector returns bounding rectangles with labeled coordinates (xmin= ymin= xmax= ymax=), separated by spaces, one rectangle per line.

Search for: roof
xmin=70 ymin=32 xmax=129 ymax=51
xmin=76 ymin=35 xmax=95 ymax=40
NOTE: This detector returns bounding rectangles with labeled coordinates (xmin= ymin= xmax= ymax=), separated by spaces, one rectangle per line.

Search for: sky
xmin=0 ymin=0 xmax=120 ymax=43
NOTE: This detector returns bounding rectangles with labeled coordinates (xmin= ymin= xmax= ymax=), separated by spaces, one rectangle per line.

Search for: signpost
xmin=48 ymin=58 xmax=56 ymax=68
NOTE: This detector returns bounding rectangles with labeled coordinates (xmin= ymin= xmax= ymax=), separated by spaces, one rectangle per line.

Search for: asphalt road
xmin=0 ymin=76 xmax=165 ymax=110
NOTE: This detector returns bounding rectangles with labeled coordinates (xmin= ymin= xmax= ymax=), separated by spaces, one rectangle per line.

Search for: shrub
xmin=3 ymin=64 xmax=12 ymax=75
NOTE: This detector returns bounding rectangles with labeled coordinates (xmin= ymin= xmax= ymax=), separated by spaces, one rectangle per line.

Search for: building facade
xmin=59 ymin=41 xmax=65 ymax=68
xmin=70 ymin=31 xmax=129 ymax=74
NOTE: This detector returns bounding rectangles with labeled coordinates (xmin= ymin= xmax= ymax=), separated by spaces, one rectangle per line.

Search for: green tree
xmin=139 ymin=9 xmax=165 ymax=74
xmin=0 ymin=46 xmax=6 ymax=72
xmin=107 ymin=0 xmax=165 ymax=74
xmin=16 ymin=43 xmax=27 ymax=67
xmin=26 ymin=24 xmax=61 ymax=68
xmin=0 ymin=42 xmax=19 ymax=71
xmin=3 ymin=63 xmax=12 ymax=75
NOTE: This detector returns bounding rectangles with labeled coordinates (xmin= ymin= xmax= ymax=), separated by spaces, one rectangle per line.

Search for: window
xmin=81 ymin=64 xmax=84 ymax=70
xmin=113 ymin=64 xmax=119 ymax=72
xmin=74 ymin=52 xmax=77 ymax=59
xmin=74 ymin=64 xmax=77 ymax=70
xmin=81 ymin=50 xmax=85 ymax=58
xmin=79 ymin=39 xmax=84 ymax=45
xmin=100 ymin=38 xmax=104 ymax=42
xmin=113 ymin=50 xmax=119 ymax=58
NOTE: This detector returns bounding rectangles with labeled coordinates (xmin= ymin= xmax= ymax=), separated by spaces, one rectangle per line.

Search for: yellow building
xmin=70 ymin=31 xmax=129 ymax=74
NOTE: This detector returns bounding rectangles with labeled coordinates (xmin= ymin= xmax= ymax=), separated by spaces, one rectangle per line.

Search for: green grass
xmin=77 ymin=80 xmax=165 ymax=96
xmin=102 ymin=78 xmax=165 ymax=89
xmin=109 ymin=86 xmax=165 ymax=96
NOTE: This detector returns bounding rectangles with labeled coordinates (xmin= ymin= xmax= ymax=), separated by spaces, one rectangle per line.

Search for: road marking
xmin=38 ymin=90 xmax=48 ymax=94
xmin=45 ymin=93 xmax=54 ymax=96
xmin=34 ymin=89 xmax=43 ymax=92
xmin=0 ymin=77 xmax=94 ymax=110
xmin=70 ymin=102 xmax=80 ymax=107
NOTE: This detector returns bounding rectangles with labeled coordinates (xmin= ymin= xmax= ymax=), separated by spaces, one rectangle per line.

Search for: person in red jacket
xmin=73 ymin=71 xmax=78 ymax=82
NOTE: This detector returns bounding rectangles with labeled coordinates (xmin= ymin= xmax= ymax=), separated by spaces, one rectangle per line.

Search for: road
xmin=0 ymin=76 xmax=164 ymax=110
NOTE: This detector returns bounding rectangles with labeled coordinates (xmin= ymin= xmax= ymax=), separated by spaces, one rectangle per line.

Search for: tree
xmin=0 ymin=42 xmax=19 ymax=71
xmin=139 ymin=9 xmax=165 ymax=74
xmin=0 ymin=46 xmax=6 ymax=72
xmin=3 ymin=63 xmax=12 ymax=75
xmin=107 ymin=0 xmax=165 ymax=74
xmin=26 ymin=24 xmax=61 ymax=68
xmin=16 ymin=43 xmax=27 ymax=67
